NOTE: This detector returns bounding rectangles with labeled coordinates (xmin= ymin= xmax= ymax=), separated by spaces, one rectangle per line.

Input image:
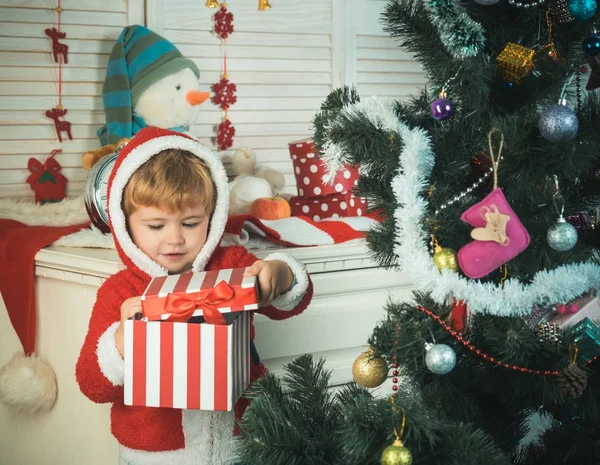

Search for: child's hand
xmin=244 ymin=260 xmax=294 ymax=307
xmin=115 ymin=296 xmax=143 ymax=358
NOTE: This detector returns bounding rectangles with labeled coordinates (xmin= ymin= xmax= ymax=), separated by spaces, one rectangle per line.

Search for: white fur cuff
xmin=96 ymin=322 xmax=125 ymax=386
xmin=264 ymin=252 xmax=310 ymax=311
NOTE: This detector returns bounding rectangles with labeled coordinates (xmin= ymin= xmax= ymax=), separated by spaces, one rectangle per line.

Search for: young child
xmin=76 ymin=127 xmax=313 ymax=465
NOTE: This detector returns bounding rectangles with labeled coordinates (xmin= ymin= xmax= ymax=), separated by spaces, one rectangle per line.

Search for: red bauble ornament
xmin=26 ymin=149 xmax=67 ymax=204
xmin=211 ymin=77 xmax=237 ymax=110
xmin=45 ymin=27 xmax=69 ymax=64
xmin=45 ymin=107 xmax=72 ymax=142
xmin=214 ymin=5 xmax=234 ymax=39
xmin=216 ymin=119 xmax=235 ymax=150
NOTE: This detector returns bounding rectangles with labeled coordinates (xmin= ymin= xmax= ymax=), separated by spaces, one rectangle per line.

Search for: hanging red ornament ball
xmin=216 ymin=119 xmax=235 ymax=151
xmin=211 ymin=77 xmax=237 ymax=110
xmin=214 ymin=5 xmax=234 ymax=39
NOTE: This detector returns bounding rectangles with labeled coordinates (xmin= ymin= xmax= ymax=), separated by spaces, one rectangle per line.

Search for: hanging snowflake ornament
xmin=214 ymin=4 xmax=234 ymax=39
xmin=215 ymin=118 xmax=235 ymax=150
xmin=211 ymin=77 xmax=237 ymax=110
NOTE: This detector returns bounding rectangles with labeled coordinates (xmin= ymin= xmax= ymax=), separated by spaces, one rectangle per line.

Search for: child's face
xmin=128 ymin=203 xmax=209 ymax=275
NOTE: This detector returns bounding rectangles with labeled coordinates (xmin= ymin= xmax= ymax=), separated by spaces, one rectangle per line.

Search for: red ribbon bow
xmin=26 ymin=149 xmax=67 ymax=186
xmin=163 ymin=280 xmax=235 ymax=325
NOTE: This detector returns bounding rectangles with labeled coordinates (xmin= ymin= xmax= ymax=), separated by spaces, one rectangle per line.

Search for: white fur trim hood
xmin=108 ymin=128 xmax=230 ymax=277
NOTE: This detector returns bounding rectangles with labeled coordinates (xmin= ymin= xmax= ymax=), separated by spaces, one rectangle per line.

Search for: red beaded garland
xmin=414 ymin=305 xmax=575 ymax=377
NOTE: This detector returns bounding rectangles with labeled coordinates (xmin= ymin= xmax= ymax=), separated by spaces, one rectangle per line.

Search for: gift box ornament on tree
xmin=124 ymin=267 xmax=258 ymax=411
xmin=457 ymin=129 xmax=531 ymax=278
xmin=26 ymin=149 xmax=67 ymax=204
xmin=497 ymin=42 xmax=535 ymax=84
xmin=572 ymin=317 xmax=600 ymax=362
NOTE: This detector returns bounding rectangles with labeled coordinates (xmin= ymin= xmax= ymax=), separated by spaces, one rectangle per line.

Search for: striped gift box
xmin=124 ymin=311 xmax=251 ymax=411
xmin=141 ymin=267 xmax=258 ymax=319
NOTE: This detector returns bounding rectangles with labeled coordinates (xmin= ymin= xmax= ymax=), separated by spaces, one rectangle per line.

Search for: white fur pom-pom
xmin=0 ymin=352 xmax=58 ymax=414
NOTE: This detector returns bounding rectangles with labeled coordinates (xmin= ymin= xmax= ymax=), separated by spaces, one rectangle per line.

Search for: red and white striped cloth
xmin=124 ymin=311 xmax=251 ymax=411
xmin=225 ymin=214 xmax=375 ymax=247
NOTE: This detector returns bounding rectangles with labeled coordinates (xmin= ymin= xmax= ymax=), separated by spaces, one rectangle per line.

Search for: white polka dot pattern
xmin=288 ymin=139 xmax=359 ymax=197
xmin=289 ymin=193 xmax=368 ymax=220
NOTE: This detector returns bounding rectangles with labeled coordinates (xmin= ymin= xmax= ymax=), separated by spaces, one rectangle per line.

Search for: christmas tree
xmin=237 ymin=0 xmax=600 ymax=463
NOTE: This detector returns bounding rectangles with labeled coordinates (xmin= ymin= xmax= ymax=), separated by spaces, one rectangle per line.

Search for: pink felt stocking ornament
xmin=457 ymin=129 xmax=530 ymax=279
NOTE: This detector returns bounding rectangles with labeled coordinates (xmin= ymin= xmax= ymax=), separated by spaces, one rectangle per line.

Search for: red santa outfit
xmin=75 ymin=127 xmax=313 ymax=465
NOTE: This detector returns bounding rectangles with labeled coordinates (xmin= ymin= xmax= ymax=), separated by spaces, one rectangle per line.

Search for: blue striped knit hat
xmin=97 ymin=25 xmax=200 ymax=145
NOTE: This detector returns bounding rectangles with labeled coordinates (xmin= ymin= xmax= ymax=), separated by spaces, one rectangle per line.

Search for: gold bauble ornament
xmin=381 ymin=439 xmax=413 ymax=465
xmin=352 ymin=348 xmax=388 ymax=388
xmin=258 ymin=0 xmax=271 ymax=10
xmin=205 ymin=0 xmax=219 ymax=7
xmin=432 ymin=244 xmax=459 ymax=272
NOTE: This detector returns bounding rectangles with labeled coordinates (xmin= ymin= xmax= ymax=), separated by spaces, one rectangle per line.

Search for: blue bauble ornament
xmin=567 ymin=0 xmax=596 ymax=20
xmin=425 ymin=343 xmax=456 ymax=375
xmin=431 ymin=95 xmax=454 ymax=121
xmin=583 ymin=32 xmax=600 ymax=56
xmin=547 ymin=217 xmax=578 ymax=251
xmin=539 ymin=103 xmax=578 ymax=142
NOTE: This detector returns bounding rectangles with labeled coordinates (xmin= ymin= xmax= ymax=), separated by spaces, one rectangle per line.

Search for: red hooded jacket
xmin=75 ymin=128 xmax=313 ymax=465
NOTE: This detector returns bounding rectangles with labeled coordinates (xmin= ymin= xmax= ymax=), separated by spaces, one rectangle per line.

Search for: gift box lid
xmin=288 ymin=137 xmax=313 ymax=149
xmin=141 ymin=267 xmax=258 ymax=321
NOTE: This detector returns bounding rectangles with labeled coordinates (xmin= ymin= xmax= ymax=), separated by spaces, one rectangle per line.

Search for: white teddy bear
xmin=228 ymin=147 xmax=287 ymax=215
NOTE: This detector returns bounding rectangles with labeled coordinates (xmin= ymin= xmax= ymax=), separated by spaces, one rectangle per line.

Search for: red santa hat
xmin=0 ymin=212 xmax=89 ymax=413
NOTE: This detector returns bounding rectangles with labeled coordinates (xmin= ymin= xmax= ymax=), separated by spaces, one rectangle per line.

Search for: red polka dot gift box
xmin=290 ymin=192 xmax=368 ymax=221
xmin=289 ymin=138 xmax=359 ymax=197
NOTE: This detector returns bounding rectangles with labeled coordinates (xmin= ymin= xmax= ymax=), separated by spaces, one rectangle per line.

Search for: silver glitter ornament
xmin=539 ymin=100 xmax=578 ymax=143
xmin=475 ymin=0 xmax=500 ymax=5
xmin=425 ymin=343 xmax=456 ymax=375
xmin=547 ymin=217 xmax=578 ymax=251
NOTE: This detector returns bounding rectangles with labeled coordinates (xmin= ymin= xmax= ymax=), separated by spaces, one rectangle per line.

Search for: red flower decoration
xmin=214 ymin=5 xmax=234 ymax=39
xmin=215 ymin=119 xmax=235 ymax=151
xmin=211 ymin=77 xmax=237 ymax=110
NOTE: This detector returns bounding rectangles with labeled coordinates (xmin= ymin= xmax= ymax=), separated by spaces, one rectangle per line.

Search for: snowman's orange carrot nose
xmin=186 ymin=90 xmax=210 ymax=105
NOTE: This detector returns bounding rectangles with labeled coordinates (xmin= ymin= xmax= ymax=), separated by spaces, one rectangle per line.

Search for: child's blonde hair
xmin=123 ymin=149 xmax=216 ymax=217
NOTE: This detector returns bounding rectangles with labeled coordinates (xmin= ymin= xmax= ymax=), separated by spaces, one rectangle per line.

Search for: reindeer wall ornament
xmin=45 ymin=27 xmax=69 ymax=64
xmin=44 ymin=2 xmax=72 ymax=143
xmin=45 ymin=107 xmax=72 ymax=142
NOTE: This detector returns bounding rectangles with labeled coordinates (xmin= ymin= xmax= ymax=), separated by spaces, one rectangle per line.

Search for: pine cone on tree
xmin=557 ymin=363 xmax=589 ymax=399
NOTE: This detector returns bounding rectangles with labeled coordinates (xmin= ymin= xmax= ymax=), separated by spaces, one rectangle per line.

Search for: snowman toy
xmin=86 ymin=25 xmax=211 ymax=232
